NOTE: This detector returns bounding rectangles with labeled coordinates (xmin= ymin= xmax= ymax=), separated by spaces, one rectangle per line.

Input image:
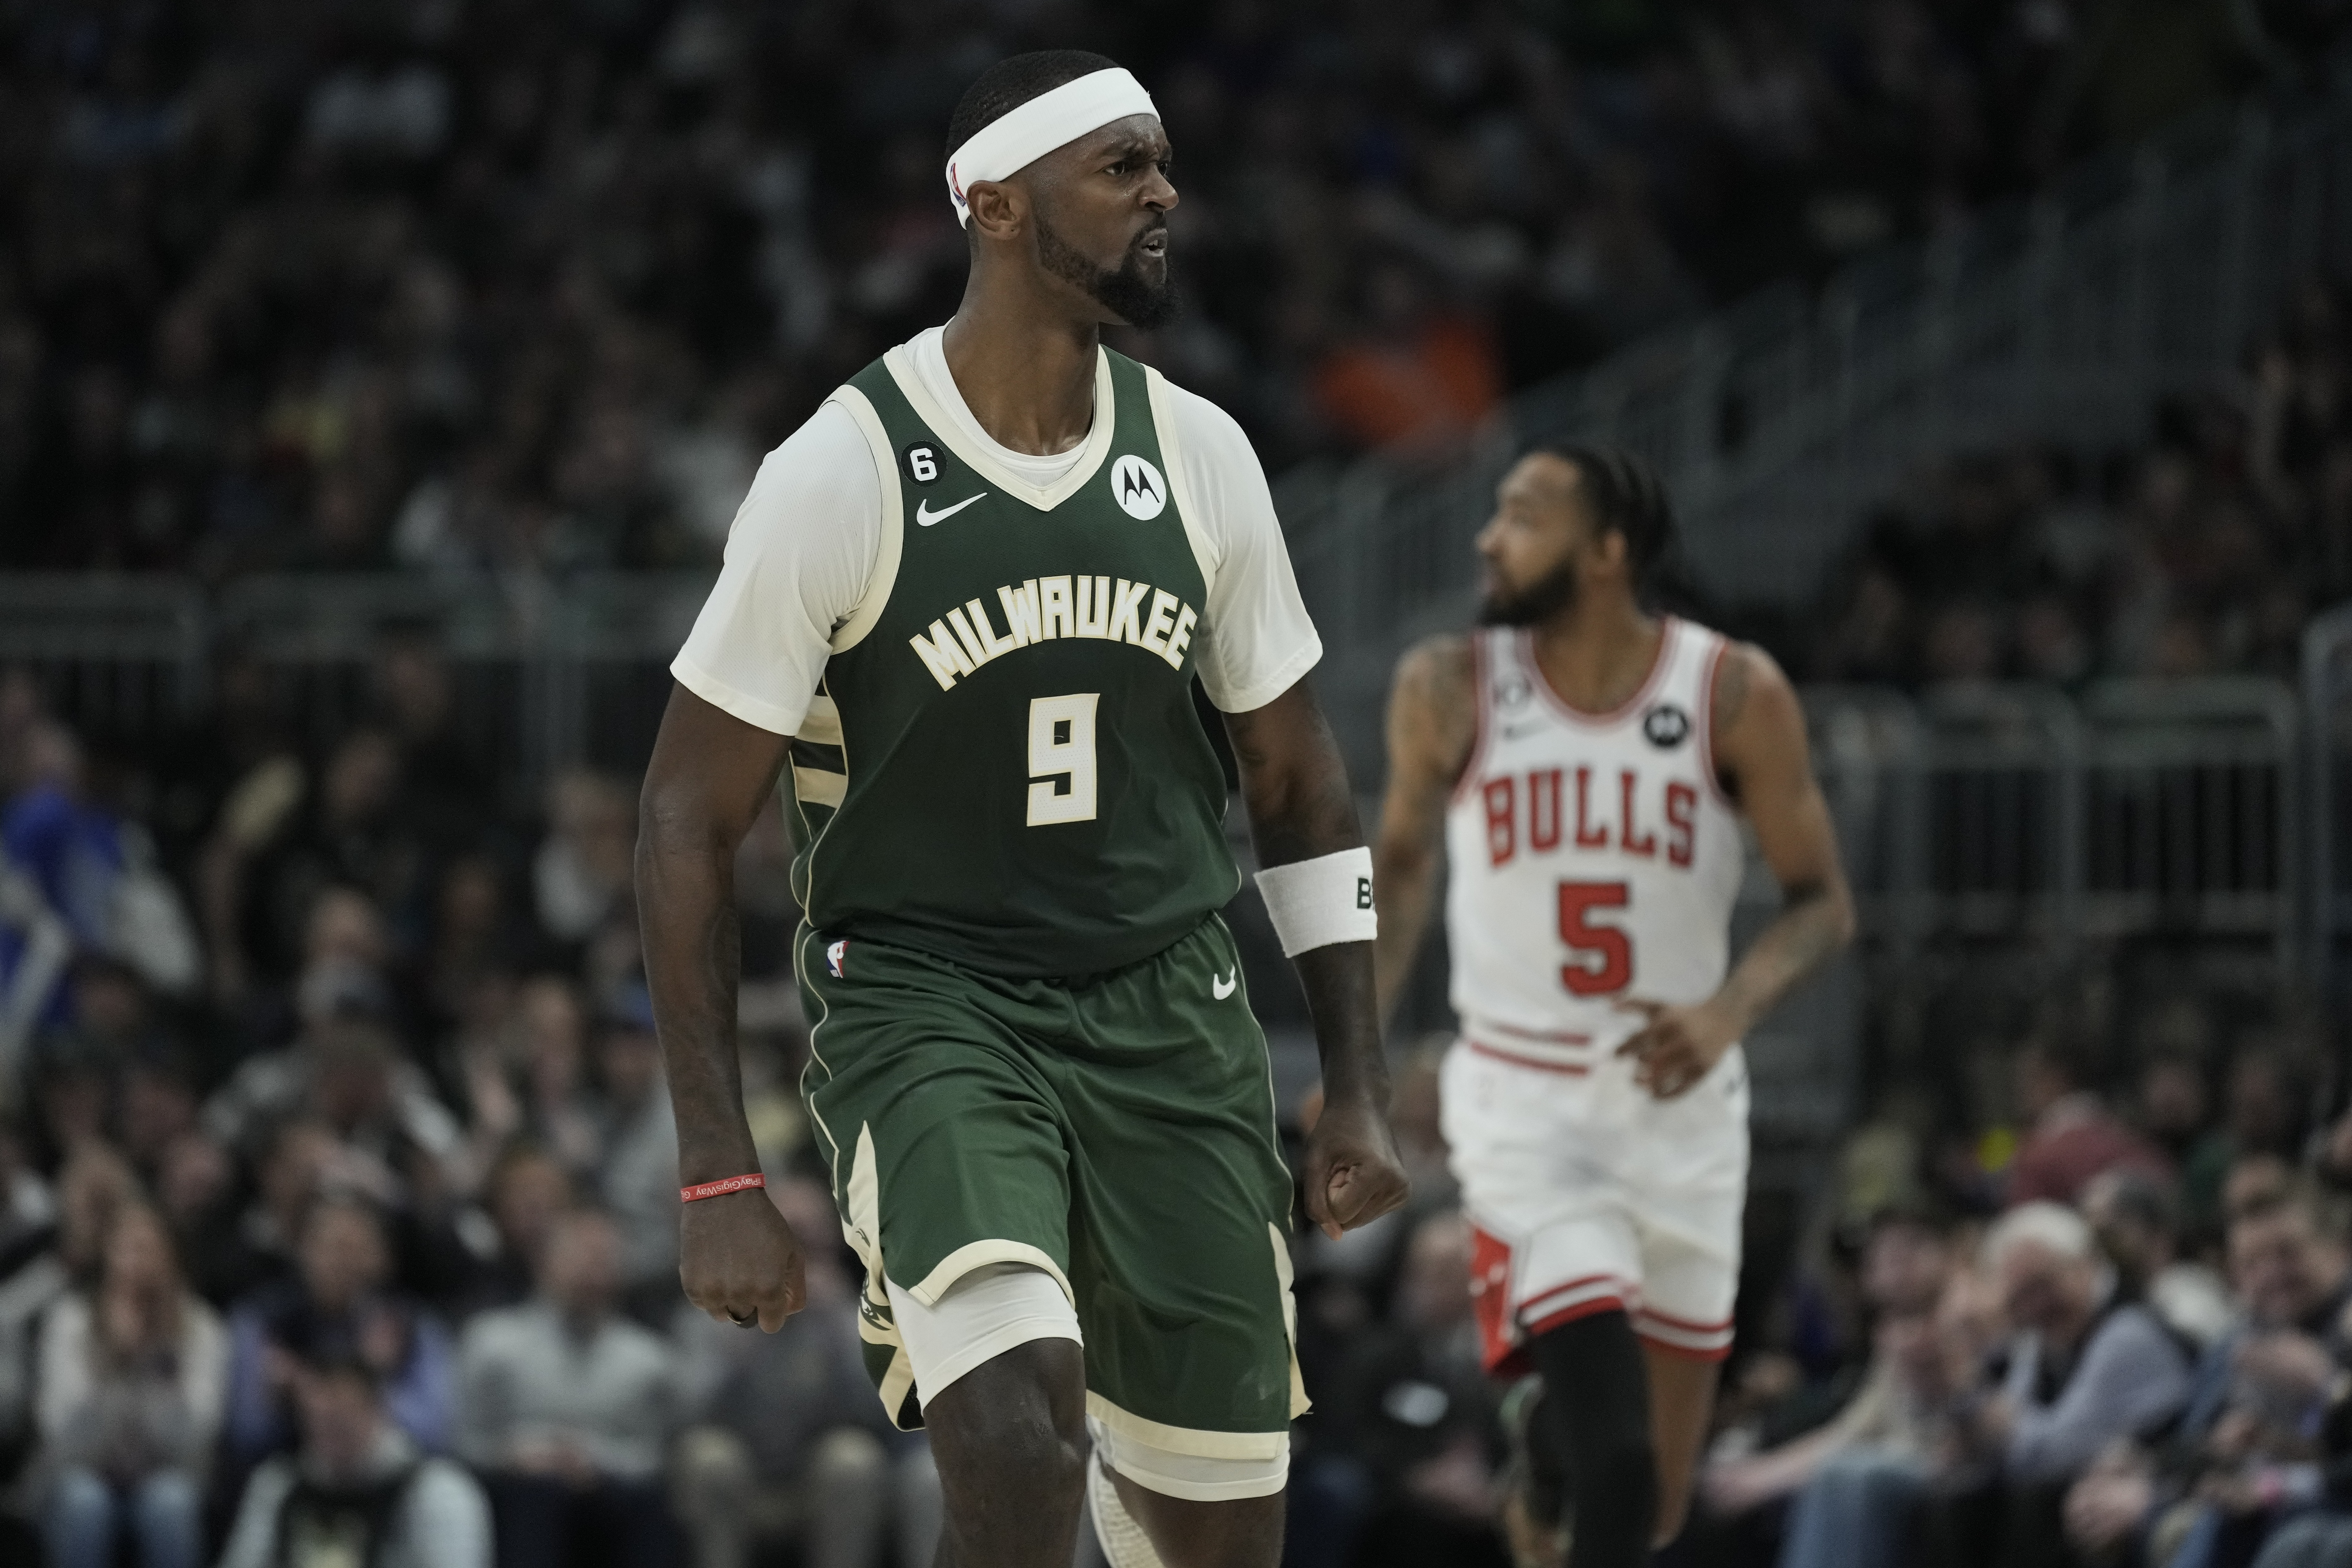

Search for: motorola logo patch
xmin=1643 ymin=703 xmax=1691 ymax=748
xmin=1110 ymin=454 xmax=1167 ymax=520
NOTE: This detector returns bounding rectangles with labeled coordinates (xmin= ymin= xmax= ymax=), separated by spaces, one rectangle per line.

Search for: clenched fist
xmin=681 ymin=1188 xmax=806 ymax=1332
xmin=1302 ymin=1095 xmax=1411 ymax=1241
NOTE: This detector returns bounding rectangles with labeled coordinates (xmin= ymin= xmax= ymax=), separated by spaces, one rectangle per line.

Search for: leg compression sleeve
xmin=1530 ymin=1309 xmax=1657 ymax=1568
xmin=884 ymin=1263 xmax=1082 ymax=1410
xmin=1086 ymin=1451 xmax=1170 ymax=1568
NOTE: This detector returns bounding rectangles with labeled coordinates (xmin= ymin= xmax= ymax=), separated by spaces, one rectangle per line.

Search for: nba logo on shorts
xmin=826 ymin=940 xmax=848 ymax=978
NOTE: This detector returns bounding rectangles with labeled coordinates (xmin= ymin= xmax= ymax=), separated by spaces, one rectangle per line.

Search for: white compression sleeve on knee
xmin=1087 ymin=1454 xmax=1170 ymax=1568
xmin=1253 ymin=846 xmax=1377 ymax=957
xmin=885 ymin=1263 xmax=1081 ymax=1411
xmin=1086 ymin=1413 xmax=1291 ymax=1503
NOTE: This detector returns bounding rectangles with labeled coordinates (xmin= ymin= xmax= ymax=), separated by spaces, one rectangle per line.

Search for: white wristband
xmin=1254 ymin=847 xmax=1377 ymax=957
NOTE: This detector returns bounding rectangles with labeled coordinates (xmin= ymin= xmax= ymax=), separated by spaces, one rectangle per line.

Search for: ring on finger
xmin=727 ymin=1308 xmax=754 ymax=1326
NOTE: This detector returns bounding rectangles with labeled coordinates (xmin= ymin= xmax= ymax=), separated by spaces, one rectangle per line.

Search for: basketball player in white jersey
xmin=1370 ymin=445 xmax=1854 ymax=1568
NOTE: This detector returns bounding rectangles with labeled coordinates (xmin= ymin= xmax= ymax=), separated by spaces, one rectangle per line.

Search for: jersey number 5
xmin=1557 ymin=881 xmax=1632 ymax=996
xmin=1027 ymin=693 xmax=1099 ymax=825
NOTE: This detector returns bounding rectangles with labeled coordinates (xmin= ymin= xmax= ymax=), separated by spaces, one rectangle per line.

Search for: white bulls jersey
xmin=1442 ymin=616 xmax=1745 ymax=1065
xmin=1439 ymin=616 xmax=1752 ymax=1369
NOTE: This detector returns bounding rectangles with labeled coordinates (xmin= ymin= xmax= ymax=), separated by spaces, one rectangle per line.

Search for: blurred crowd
xmin=1806 ymin=278 xmax=2352 ymax=685
xmin=0 ymin=642 xmax=931 ymax=1568
xmin=6 ymin=607 xmax=2352 ymax=1568
xmin=5 ymin=9 xmax=2352 ymax=1565
xmin=5 ymin=0 xmax=2347 ymax=576
xmin=1669 ymin=983 xmax=2352 ymax=1568
xmin=1285 ymin=976 xmax=2352 ymax=1568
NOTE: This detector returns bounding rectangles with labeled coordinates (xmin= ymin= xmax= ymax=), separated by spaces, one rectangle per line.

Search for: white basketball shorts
xmin=1439 ymin=1035 xmax=1749 ymax=1373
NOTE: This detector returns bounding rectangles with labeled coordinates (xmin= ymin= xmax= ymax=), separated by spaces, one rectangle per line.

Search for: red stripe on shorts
xmin=1525 ymin=1295 xmax=1631 ymax=1336
xmin=1464 ymin=1037 xmax=1591 ymax=1075
xmin=1633 ymin=1304 xmax=1734 ymax=1334
xmin=1478 ymin=1020 xmax=1594 ymax=1046
xmin=1634 ymin=1330 xmax=1734 ymax=1362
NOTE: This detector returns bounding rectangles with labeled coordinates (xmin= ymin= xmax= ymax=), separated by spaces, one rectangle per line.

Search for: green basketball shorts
xmin=795 ymin=914 xmax=1307 ymax=1470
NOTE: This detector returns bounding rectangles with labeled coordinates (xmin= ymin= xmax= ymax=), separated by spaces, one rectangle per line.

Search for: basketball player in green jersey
xmin=638 ymin=50 xmax=1409 ymax=1568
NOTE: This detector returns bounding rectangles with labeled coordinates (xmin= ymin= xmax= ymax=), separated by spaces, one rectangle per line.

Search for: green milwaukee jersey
xmin=784 ymin=344 xmax=1238 ymax=979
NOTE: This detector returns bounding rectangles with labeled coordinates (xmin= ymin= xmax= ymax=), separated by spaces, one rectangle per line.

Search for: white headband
xmin=945 ymin=67 xmax=1159 ymax=227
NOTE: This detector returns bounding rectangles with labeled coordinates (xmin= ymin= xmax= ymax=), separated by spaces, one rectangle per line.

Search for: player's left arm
xmin=1619 ymin=644 xmax=1856 ymax=1099
xmin=1225 ymin=680 xmax=1412 ymax=1240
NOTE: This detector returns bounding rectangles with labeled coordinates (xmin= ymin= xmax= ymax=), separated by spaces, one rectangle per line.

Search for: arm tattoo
xmin=1714 ymin=646 xmax=1755 ymax=735
xmin=1773 ymin=879 xmax=1848 ymax=966
xmin=1715 ymin=876 xmax=1851 ymax=1032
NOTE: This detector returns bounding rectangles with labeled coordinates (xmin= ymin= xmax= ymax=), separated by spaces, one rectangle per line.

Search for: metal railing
xmin=2 ymin=577 xmax=2326 ymax=1200
xmin=1809 ymin=676 xmax=2304 ymax=975
xmin=1275 ymin=66 xmax=2352 ymax=771
xmin=0 ymin=576 xmax=2317 ymax=973
xmin=0 ymin=571 xmax=715 ymax=809
xmin=2307 ymin=606 xmax=2352 ymax=999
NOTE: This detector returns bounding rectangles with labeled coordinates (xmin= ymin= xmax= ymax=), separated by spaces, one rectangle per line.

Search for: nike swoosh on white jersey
xmin=915 ymin=493 xmax=986 ymax=526
xmin=1212 ymin=968 xmax=1237 ymax=999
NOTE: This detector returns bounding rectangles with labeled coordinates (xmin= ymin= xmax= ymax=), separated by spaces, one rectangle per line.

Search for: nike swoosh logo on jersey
xmin=1212 ymin=968 xmax=1237 ymax=1000
xmin=1499 ymin=722 xmax=1543 ymax=740
xmin=916 ymin=493 xmax=986 ymax=526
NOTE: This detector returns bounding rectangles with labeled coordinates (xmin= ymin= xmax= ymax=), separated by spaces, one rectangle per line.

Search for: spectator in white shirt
xmin=456 ymin=1205 xmax=681 ymax=1568
xmin=35 ymin=1201 xmax=225 ymax=1568
xmin=0 ymin=1141 xmax=132 ymax=1480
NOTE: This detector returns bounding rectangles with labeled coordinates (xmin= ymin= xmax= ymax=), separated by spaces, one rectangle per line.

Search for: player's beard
xmin=1035 ymin=212 xmax=1179 ymax=330
xmin=1478 ymin=555 xmax=1579 ymax=627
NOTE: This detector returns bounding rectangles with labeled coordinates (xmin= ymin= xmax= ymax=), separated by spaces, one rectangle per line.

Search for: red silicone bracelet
xmin=680 ymin=1173 xmax=766 ymax=1203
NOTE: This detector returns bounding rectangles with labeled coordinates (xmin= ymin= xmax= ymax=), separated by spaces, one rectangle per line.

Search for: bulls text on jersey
xmin=1476 ymin=767 xmax=1700 ymax=870
xmin=1440 ymin=619 xmax=1745 ymax=1050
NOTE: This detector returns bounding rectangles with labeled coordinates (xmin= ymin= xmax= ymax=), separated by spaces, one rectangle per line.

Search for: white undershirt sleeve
xmin=670 ymin=400 xmax=884 ymax=737
xmin=1163 ymin=387 xmax=1323 ymax=713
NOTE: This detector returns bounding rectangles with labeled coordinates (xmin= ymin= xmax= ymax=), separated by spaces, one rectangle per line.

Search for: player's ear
xmin=1591 ymin=523 xmax=1629 ymax=577
xmin=965 ymin=179 xmax=1025 ymax=244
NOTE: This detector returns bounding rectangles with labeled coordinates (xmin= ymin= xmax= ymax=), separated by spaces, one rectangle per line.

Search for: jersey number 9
xmin=1027 ymin=693 xmax=1100 ymax=826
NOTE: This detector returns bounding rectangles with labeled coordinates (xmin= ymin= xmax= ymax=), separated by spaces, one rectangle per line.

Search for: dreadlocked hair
xmin=1535 ymin=443 xmax=1677 ymax=588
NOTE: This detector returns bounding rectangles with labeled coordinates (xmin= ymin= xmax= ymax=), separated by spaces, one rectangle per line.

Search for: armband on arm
xmin=1254 ymin=847 xmax=1378 ymax=957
